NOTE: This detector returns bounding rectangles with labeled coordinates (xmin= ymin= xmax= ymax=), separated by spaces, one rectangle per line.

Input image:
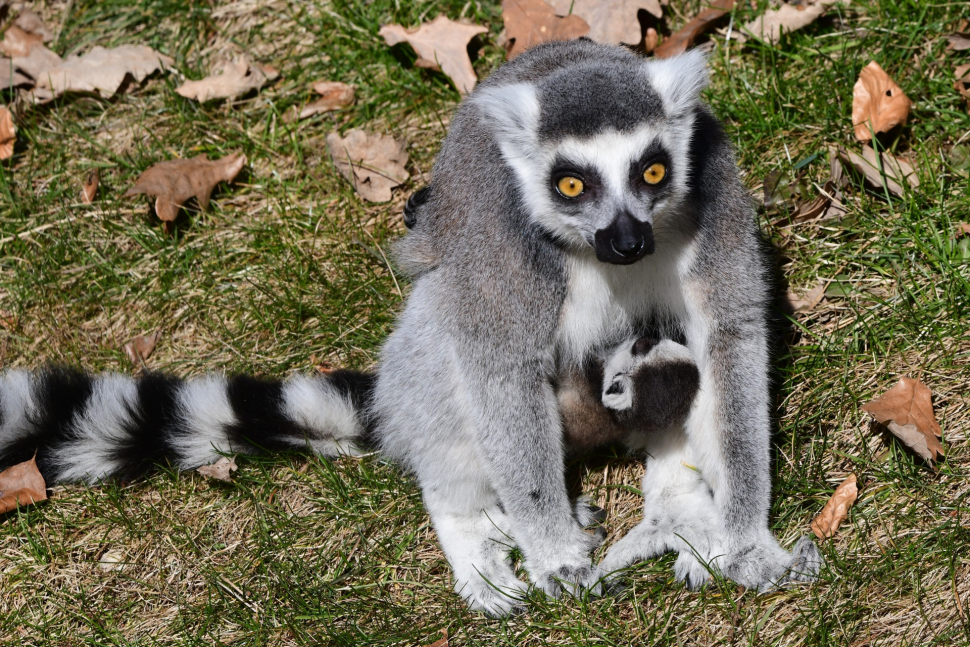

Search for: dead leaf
xmin=197 ymin=456 xmax=238 ymax=481
xmin=82 ymin=169 xmax=99 ymax=204
xmin=502 ymin=0 xmax=590 ymax=60
xmin=862 ymin=376 xmax=945 ymax=463
xmin=654 ymin=0 xmax=733 ymax=59
xmin=946 ymin=32 xmax=970 ymax=51
xmin=423 ymin=629 xmax=449 ymax=647
xmin=0 ymin=455 xmax=47 ymax=514
xmin=0 ymin=106 xmax=14 ymax=160
xmin=547 ymin=0 xmax=661 ymax=46
xmin=298 ymin=81 xmax=355 ymax=119
xmin=123 ymin=152 xmax=246 ymax=223
xmin=123 ymin=330 xmax=161 ymax=365
xmin=176 ymin=57 xmax=278 ymax=102
xmin=0 ymin=57 xmax=31 ymax=89
xmin=31 ymin=45 xmax=173 ymax=100
xmin=954 ymin=63 xmax=970 ymax=109
xmin=0 ymin=25 xmax=43 ymax=58
xmin=740 ymin=2 xmax=826 ymax=45
xmin=787 ymin=282 xmax=825 ymax=313
xmin=11 ymin=42 xmax=62 ymax=81
xmin=326 ymin=129 xmax=410 ymax=203
xmin=851 ymin=61 xmax=911 ymax=142
xmin=793 ymin=192 xmax=830 ymax=221
xmin=380 ymin=16 xmax=488 ymax=95
xmin=955 ymin=222 xmax=970 ymax=238
xmin=13 ymin=10 xmax=54 ymax=42
xmin=832 ymin=145 xmax=918 ymax=197
xmin=811 ymin=474 xmax=857 ymax=540
xmin=99 ymin=549 xmax=125 ymax=571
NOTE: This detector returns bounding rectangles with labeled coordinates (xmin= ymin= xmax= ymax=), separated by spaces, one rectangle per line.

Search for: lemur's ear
xmin=472 ymin=83 xmax=541 ymax=155
xmin=645 ymin=49 xmax=710 ymax=116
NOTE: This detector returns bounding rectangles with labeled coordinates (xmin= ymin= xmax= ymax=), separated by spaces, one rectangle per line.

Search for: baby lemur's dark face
xmin=558 ymin=338 xmax=700 ymax=451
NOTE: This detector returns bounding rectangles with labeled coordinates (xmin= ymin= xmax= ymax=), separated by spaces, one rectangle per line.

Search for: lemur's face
xmin=473 ymin=50 xmax=706 ymax=265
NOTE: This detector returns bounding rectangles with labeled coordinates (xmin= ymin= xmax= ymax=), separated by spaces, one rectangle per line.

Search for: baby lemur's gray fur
xmin=0 ymin=40 xmax=821 ymax=617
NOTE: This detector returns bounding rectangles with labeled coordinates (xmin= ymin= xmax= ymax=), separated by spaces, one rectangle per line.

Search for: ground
xmin=0 ymin=0 xmax=968 ymax=645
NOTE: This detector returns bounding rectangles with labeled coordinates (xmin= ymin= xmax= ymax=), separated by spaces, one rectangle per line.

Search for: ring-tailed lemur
xmin=0 ymin=40 xmax=822 ymax=617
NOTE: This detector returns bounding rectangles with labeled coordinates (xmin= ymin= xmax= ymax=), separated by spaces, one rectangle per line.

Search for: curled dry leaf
xmin=811 ymin=474 xmax=858 ymax=540
xmin=298 ymin=81 xmax=355 ymax=120
xmin=0 ymin=455 xmax=47 ymax=514
xmin=0 ymin=106 xmax=15 ymax=160
xmin=32 ymin=45 xmax=173 ymax=100
xmin=739 ymin=2 xmax=826 ymax=45
xmin=787 ymin=281 xmax=826 ymax=314
xmin=832 ymin=145 xmax=917 ymax=198
xmin=862 ymin=376 xmax=945 ymax=463
xmin=954 ymin=63 xmax=970 ymax=110
xmin=197 ymin=456 xmax=238 ymax=481
xmin=380 ymin=16 xmax=488 ymax=95
xmin=123 ymin=330 xmax=161 ymax=365
xmin=327 ymin=129 xmax=410 ymax=203
xmin=654 ymin=0 xmax=733 ymax=59
xmin=502 ymin=0 xmax=590 ymax=60
xmin=851 ymin=61 xmax=911 ymax=142
xmin=124 ymin=152 xmax=246 ymax=224
xmin=547 ymin=0 xmax=661 ymax=46
xmin=0 ymin=25 xmax=43 ymax=58
xmin=82 ymin=169 xmax=99 ymax=204
xmin=176 ymin=58 xmax=278 ymax=102
xmin=946 ymin=32 xmax=970 ymax=51
xmin=423 ymin=629 xmax=449 ymax=647
xmin=13 ymin=10 xmax=54 ymax=42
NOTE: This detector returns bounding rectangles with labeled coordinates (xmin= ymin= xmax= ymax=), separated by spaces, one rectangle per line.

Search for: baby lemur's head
xmin=559 ymin=338 xmax=700 ymax=450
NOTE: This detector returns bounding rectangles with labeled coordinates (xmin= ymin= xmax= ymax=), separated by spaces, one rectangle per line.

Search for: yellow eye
xmin=643 ymin=162 xmax=666 ymax=185
xmin=557 ymin=176 xmax=584 ymax=198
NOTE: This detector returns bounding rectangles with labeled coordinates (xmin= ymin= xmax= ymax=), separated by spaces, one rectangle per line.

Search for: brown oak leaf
xmin=123 ymin=330 xmax=161 ymax=365
xmin=176 ymin=58 xmax=278 ymax=102
xmin=298 ymin=81 xmax=355 ymax=119
xmin=739 ymin=2 xmax=826 ymax=45
xmin=380 ymin=16 xmax=487 ymax=95
xmin=13 ymin=10 xmax=54 ymax=42
xmin=954 ymin=63 xmax=970 ymax=110
xmin=0 ymin=106 xmax=15 ymax=160
xmin=946 ymin=32 xmax=970 ymax=51
xmin=654 ymin=0 xmax=733 ymax=58
xmin=851 ymin=61 xmax=911 ymax=142
xmin=0 ymin=25 xmax=43 ymax=58
xmin=197 ymin=456 xmax=238 ymax=481
xmin=30 ymin=45 xmax=173 ymax=100
xmin=123 ymin=152 xmax=246 ymax=224
xmin=811 ymin=474 xmax=857 ymax=540
xmin=502 ymin=0 xmax=590 ymax=60
xmin=547 ymin=0 xmax=662 ymax=46
xmin=832 ymin=145 xmax=918 ymax=198
xmin=862 ymin=376 xmax=945 ymax=463
xmin=326 ymin=129 xmax=409 ymax=203
xmin=0 ymin=455 xmax=47 ymax=514
xmin=787 ymin=281 xmax=825 ymax=314
xmin=12 ymin=42 xmax=62 ymax=83
xmin=82 ymin=169 xmax=99 ymax=204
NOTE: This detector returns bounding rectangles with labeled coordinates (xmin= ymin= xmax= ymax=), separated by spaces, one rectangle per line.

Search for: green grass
xmin=0 ymin=0 xmax=968 ymax=644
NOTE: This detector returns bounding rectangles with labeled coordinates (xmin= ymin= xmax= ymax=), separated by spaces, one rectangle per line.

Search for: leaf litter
xmin=654 ymin=0 xmax=733 ymax=59
xmin=29 ymin=45 xmax=173 ymax=102
xmin=811 ymin=474 xmax=858 ymax=540
xmin=197 ymin=456 xmax=238 ymax=482
xmin=81 ymin=169 xmax=99 ymax=204
xmin=123 ymin=330 xmax=161 ymax=366
xmin=380 ymin=16 xmax=488 ymax=95
xmin=327 ymin=129 xmax=410 ymax=203
xmin=852 ymin=61 xmax=912 ymax=142
xmin=124 ymin=152 xmax=247 ymax=227
xmin=501 ymin=0 xmax=590 ymax=60
xmin=295 ymin=81 xmax=355 ymax=120
xmin=547 ymin=0 xmax=662 ymax=47
xmin=0 ymin=105 xmax=14 ymax=160
xmin=176 ymin=57 xmax=278 ymax=102
xmin=862 ymin=377 xmax=945 ymax=464
xmin=0 ymin=455 xmax=47 ymax=514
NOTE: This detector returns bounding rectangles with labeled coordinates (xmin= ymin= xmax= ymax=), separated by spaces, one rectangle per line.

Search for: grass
xmin=0 ymin=0 xmax=968 ymax=644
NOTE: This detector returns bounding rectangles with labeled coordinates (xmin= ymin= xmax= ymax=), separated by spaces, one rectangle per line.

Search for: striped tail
xmin=0 ymin=366 xmax=374 ymax=484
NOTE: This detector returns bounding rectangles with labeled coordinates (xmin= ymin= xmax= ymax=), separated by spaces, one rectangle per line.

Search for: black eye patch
xmin=549 ymin=156 xmax=603 ymax=201
xmin=629 ymin=142 xmax=671 ymax=188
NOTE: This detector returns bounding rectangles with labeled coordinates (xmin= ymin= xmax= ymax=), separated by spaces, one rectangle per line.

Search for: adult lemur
xmin=0 ymin=41 xmax=821 ymax=616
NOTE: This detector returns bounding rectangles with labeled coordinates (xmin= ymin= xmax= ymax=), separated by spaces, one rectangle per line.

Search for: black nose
xmin=593 ymin=211 xmax=655 ymax=265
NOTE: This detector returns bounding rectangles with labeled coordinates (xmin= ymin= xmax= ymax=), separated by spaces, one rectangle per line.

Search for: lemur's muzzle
xmin=594 ymin=210 xmax=655 ymax=265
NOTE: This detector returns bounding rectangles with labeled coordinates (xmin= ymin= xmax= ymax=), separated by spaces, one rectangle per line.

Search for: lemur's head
xmin=473 ymin=45 xmax=708 ymax=265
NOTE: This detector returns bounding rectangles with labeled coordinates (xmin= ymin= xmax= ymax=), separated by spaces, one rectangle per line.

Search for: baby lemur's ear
xmin=601 ymin=338 xmax=699 ymax=435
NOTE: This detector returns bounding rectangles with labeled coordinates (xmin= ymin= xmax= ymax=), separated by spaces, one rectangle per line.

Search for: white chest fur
xmin=555 ymin=241 xmax=697 ymax=363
